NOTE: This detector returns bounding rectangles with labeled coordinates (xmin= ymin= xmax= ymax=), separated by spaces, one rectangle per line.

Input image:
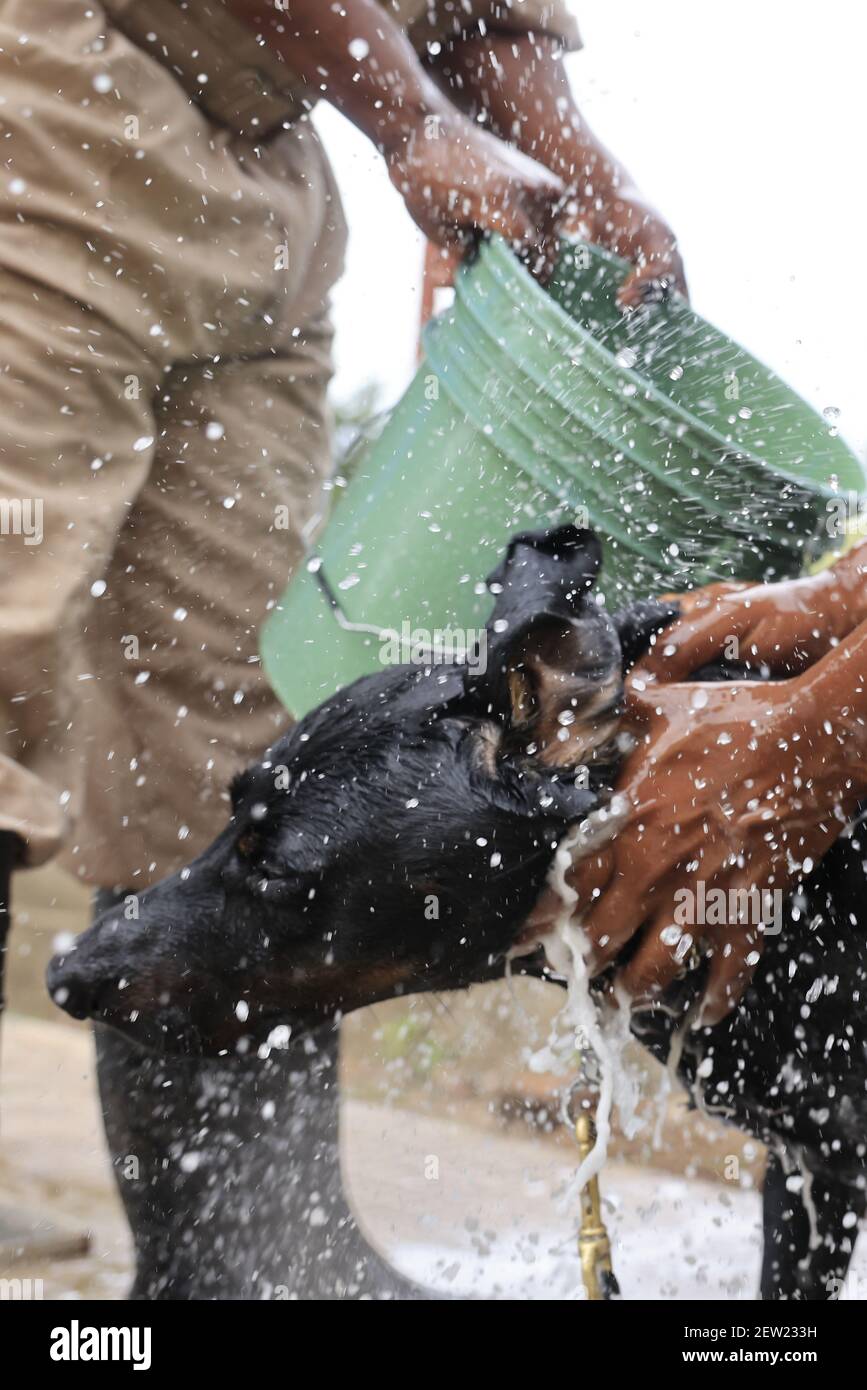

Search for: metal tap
xmin=576 ymin=1113 xmax=620 ymax=1300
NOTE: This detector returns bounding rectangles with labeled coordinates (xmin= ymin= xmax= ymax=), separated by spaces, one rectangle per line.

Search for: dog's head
xmin=47 ymin=526 xmax=675 ymax=1056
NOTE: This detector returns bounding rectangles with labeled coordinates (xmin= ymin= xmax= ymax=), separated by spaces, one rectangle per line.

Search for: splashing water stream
xmin=535 ymin=812 xmax=644 ymax=1198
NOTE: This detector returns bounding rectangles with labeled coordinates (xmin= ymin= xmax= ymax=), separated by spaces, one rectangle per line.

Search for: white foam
xmin=531 ymin=810 xmax=645 ymax=1197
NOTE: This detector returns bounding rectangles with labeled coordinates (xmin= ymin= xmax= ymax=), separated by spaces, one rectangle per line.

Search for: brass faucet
xmin=575 ymin=1113 xmax=620 ymax=1300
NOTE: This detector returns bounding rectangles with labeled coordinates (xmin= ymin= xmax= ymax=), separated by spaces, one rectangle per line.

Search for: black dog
xmin=47 ymin=526 xmax=649 ymax=1053
xmin=48 ymin=525 xmax=866 ymax=1300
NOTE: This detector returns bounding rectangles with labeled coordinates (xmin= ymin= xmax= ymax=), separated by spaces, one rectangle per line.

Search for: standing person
xmin=0 ymin=0 xmax=683 ymax=1297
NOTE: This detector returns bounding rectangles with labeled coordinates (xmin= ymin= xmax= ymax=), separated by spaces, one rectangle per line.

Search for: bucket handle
xmin=308 ymin=558 xmax=478 ymax=664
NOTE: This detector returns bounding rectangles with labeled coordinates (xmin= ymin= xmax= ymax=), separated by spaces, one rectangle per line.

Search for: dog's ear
xmin=470 ymin=527 xmax=622 ymax=766
xmin=484 ymin=525 xmax=603 ymax=632
xmin=611 ymin=599 xmax=680 ymax=672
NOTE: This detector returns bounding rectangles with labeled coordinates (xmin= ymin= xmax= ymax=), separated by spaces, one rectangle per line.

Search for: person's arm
xmin=803 ymin=617 xmax=867 ymax=778
xmin=427 ymin=32 xmax=687 ymax=306
xmin=226 ymin=0 xmax=566 ymax=267
xmin=528 ymin=620 xmax=867 ymax=1023
xmin=639 ymin=538 xmax=867 ymax=682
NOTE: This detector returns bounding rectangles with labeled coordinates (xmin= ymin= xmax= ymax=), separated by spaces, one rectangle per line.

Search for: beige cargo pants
xmin=0 ymin=0 xmax=346 ymax=888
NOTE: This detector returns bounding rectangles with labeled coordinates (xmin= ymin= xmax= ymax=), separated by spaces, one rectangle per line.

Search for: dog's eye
xmin=237 ymin=832 xmax=294 ymax=884
xmin=236 ymin=831 xmax=261 ymax=860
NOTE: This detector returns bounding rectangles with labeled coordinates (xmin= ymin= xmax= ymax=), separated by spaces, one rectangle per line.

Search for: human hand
xmin=640 ymin=543 xmax=867 ymax=683
xmin=424 ymin=33 xmax=686 ymax=307
xmin=580 ymin=187 xmax=688 ymax=309
xmin=385 ymin=109 xmax=566 ymax=278
xmin=528 ymin=637 xmax=867 ymax=1025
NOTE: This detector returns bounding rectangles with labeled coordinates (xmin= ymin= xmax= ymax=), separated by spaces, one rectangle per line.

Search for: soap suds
xmin=520 ymin=800 xmax=709 ymax=1199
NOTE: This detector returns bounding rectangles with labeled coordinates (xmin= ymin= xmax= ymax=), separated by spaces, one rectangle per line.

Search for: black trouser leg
xmin=92 ymin=888 xmax=434 ymax=1300
xmin=761 ymin=1150 xmax=864 ymax=1299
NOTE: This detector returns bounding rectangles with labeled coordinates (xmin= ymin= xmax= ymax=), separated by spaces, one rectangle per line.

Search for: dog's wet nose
xmin=46 ymin=951 xmax=103 ymax=1020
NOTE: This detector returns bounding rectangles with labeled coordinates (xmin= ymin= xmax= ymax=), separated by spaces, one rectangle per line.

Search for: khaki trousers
xmin=0 ymin=0 xmax=346 ymax=886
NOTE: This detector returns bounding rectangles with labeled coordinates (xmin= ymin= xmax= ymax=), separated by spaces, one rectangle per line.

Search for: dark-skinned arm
xmin=226 ymin=0 xmax=566 ymax=268
xmin=528 ymin=618 xmax=867 ymax=1024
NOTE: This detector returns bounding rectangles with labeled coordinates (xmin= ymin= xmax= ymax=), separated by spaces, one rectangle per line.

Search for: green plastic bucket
xmin=549 ymin=242 xmax=865 ymax=496
xmin=261 ymin=236 xmax=864 ymax=719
